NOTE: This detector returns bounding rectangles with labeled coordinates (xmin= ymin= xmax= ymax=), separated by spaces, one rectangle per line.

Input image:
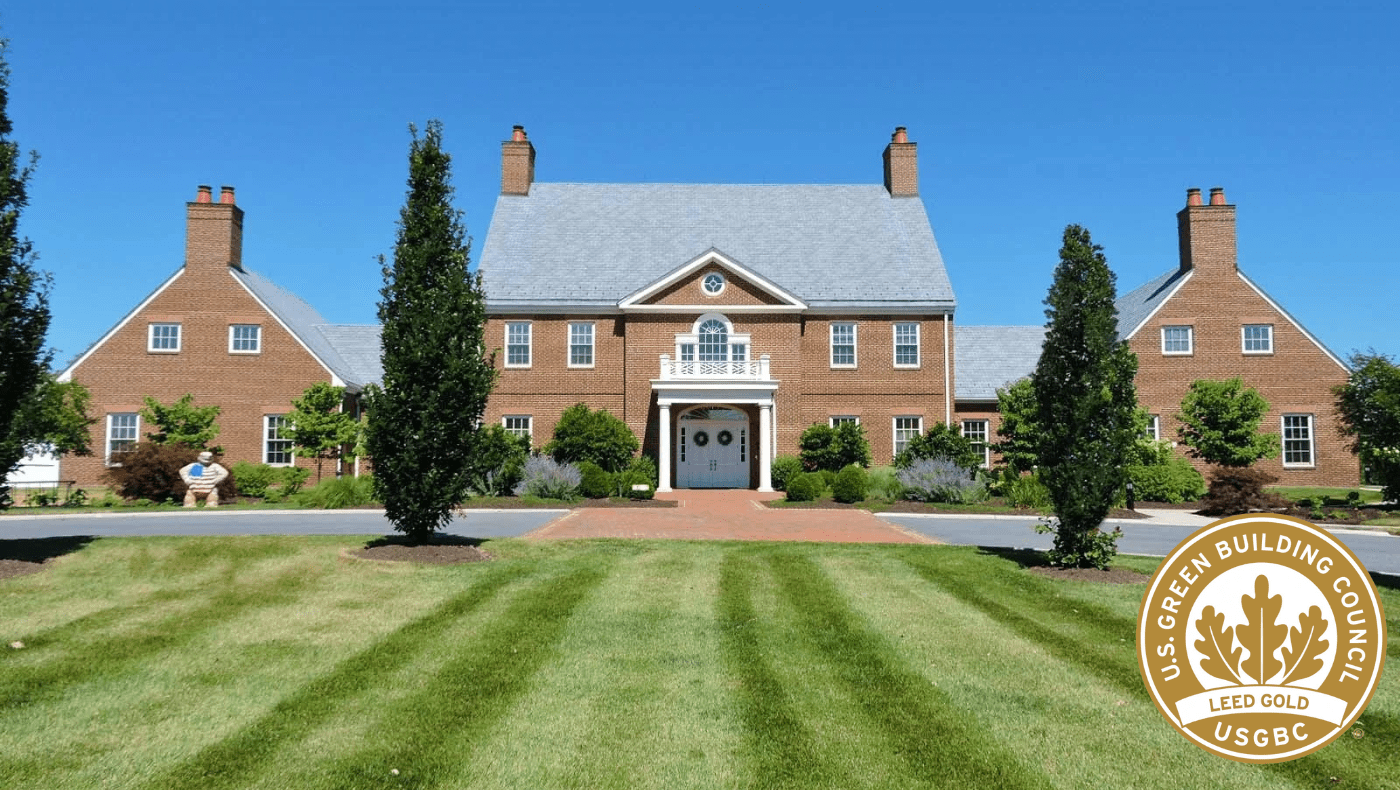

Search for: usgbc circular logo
xmin=1138 ymin=514 xmax=1386 ymax=762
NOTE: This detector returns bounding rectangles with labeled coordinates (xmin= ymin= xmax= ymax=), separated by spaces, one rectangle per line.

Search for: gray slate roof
xmin=1113 ymin=267 xmax=1187 ymax=342
xmin=231 ymin=269 xmax=382 ymax=388
xmin=955 ymin=326 xmax=1045 ymax=401
xmin=315 ymin=325 xmax=384 ymax=387
xmin=478 ymin=183 xmax=955 ymax=309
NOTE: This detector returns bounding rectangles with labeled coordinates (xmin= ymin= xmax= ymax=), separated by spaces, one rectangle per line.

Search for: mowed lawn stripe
xmin=140 ymin=560 xmax=536 ymax=790
xmin=768 ymin=550 xmax=1053 ymax=789
xmin=463 ymin=543 xmax=740 ymax=790
xmin=299 ymin=560 xmax=611 ymax=789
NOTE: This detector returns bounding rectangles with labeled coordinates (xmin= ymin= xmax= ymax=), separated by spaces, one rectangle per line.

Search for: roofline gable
xmin=1235 ymin=270 xmax=1349 ymax=371
xmin=617 ymin=248 xmax=808 ymax=310
xmin=1119 ymin=269 xmax=1193 ymax=342
xmin=228 ymin=269 xmax=345 ymax=387
xmin=58 ymin=267 xmax=185 ymax=382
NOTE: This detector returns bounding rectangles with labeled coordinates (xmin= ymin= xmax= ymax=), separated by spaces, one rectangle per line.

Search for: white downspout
xmin=943 ymin=313 xmax=951 ymax=425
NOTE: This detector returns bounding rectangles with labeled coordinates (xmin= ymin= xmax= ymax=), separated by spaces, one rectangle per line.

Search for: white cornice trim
xmin=59 ymin=267 xmax=185 ymax=382
xmin=1235 ymin=270 xmax=1349 ymax=371
xmin=804 ymin=305 xmax=955 ymax=316
xmin=620 ymin=304 xmax=805 ymax=313
xmin=229 ymin=270 xmax=341 ymax=383
xmin=619 ymin=249 xmax=808 ymax=309
xmin=487 ymin=304 xmax=622 ymax=315
xmin=1121 ymin=270 xmax=1192 ymax=341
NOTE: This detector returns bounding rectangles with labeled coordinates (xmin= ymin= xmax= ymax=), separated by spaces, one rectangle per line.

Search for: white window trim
xmin=1282 ymin=414 xmax=1315 ymax=468
xmin=264 ymin=415 xmax=294 ymax=466
xmin=829 ymin=415 xmax=860 ymax=427
xmin=674 ymin=313 xmax=750 ymax=361
xmin=147 ymin=322 xmax=181 ymax=353
xmin=503 ymin=415 xmax=533 ymax=442
xmin=505 ymin=321 xmax=532 ymax=368
xmin=568 ymin=321 xmax=595 ymax=369
xmin=830 ymin=322 xmax=857 ymax=369
xmin=961 ymin=419 xmax=990 ymax=468
xmin=893 ymin=322 xmax=921 ymax=368
xmin=228 ymin=324 xmax=262 ymax=355
xmin=1161 ymin=325 xmax=1193 ymax=356
xmin=701 ymin=272 xmax=726 ymax=296
xmin=1147 ymin=415 xmax=1161 ymax=441
xmin=105 ymin=413 xmax=140 ymax=466
xmin=1242 ymin=324 xmax=1274 ymax=355
xmin=893 ymin=415 xmax=923 ymax=457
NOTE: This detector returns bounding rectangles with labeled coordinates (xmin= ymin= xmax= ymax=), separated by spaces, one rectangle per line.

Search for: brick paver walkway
xmin=528 ymin=489 xmax=936 ymax=544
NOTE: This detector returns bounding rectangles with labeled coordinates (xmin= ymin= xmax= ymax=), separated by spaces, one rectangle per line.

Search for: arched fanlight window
xmin=698 ymin=319 xmax=729 ymax=361
xmin=675 ymin=313 xmax=750 ymax=365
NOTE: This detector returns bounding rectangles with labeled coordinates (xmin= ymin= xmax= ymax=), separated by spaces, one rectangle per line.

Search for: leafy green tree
xmin=140 ymin=394 xmax=221 ymax=450
xmin=0 ymin=40 xmax=52 ymax=509
xmin=545 ymin=403 xmax=639 ymax=473
xmin=1176 ymin=378 xmax=1278 ymax=467
xmin=1334 ymin=352 xmax=1400 ymax=501
xmin=365 ymin=121 xmax=496 ymax=543
xmin=798 ymin=421 xmax=871 ymax=471
xmin=892 ymin=421 xmax=980 ymax=472
xmin=15 ymin=376 xmax=94 ymax=457
xmin=992 ymin=378 xmax=1039 ymax=473
xmin=286 ymin=382 xmax=359 ymax=482
xmin=1031 ymin=225 xmax=1139 ymax=569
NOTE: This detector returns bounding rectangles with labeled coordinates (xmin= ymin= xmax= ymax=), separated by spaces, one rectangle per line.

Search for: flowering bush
xmin=896 ymin=458 xmax=986 ymax=503
xmin=513 ymin=455 xmax=581 ymax=500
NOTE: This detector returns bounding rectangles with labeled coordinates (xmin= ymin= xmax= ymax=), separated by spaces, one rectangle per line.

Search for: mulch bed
xmin=1028 ymin=565 xmax=1151 ymax=584
xmin=0 ymin=559 xmax=48 ymax=581
xmin=351 ymin=535 xmax=493 ymax=565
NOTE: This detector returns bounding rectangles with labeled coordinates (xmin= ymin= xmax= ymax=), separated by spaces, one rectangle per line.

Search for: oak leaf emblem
xmin=1193 ymin=574 xmax=1331 ymax=686
xmin=1280 ymin=605 xmax=1330 ymax=684
xmin=1195 ymin=606 xmax=1245 ymax=684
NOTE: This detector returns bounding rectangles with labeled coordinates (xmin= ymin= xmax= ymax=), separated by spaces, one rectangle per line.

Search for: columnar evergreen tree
xmin=366 ymin=121 xmax=495 ymax=543
xmin=0 ymin=39 xmax=51 ymax=509
xmin=992 ymin=377 xmax=1040 ymax=473
xmin=1031 ymin=225 xmax=1139 ymax=568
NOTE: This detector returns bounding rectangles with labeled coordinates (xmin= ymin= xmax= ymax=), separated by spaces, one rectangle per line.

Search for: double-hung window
xmin=1282 ymin=414 xmax=1314 ymax=467
xmin=1162 ymin=326 xmax=1193 ymax=355
xmin=831 ymin=323 xmax=856 ymax=368
xmin=148 ymin=322 xmax=181 ymax=352
xmin=106 ymin=413 xmax=139 ymax=465
xmin=1243 ymin=324 xmax=1273 ymax=354
xmin=229 ymin=324 xmax=261 ymax=354
xmin=503 ymin=415 xmax=532 ymax=442
xmin=893 ymin=416 xmax=922 ymax=457
xmin=1146 ymin=415 xmax=1161 ymax=441
xmin=506 ymin=322 xmax=532 ymax=367
xmin=569 ymin=322 xmax=594 ymax=368
xmin=264 ymin=416 xmax=294 ymax=465
xmin=894 ymin=322 xmax=920 ymax=367
xmin=961 ymin=419 xmax=990 ymax=468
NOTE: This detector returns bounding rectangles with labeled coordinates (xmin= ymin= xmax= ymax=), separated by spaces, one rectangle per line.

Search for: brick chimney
xmin=882 ymin=126 xmax=918 ymax=197
xmin=501 ymin=125 xmax=536 ymax=195
xmin=1177 ymin=186 xmax=1235 ymax=274
xmin=186 ymin=184 xmax=244 ymax=272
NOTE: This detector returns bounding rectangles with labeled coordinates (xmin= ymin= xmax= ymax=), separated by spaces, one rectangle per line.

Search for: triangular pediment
xmin=618 ymin=249 xmax=807 ymax=312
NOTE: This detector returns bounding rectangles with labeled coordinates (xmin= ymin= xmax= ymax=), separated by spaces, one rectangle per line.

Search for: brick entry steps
xmin=529 ymin=489 xmax=936 ymax=544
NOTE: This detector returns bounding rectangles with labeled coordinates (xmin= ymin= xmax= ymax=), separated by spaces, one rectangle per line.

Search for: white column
xmin=657 ymin=402 xmax=673 ymax=492
xmin=758 ymin=402 xmax=773 ymax=492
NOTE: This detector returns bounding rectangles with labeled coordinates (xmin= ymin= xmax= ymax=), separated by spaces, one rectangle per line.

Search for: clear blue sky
xmin=6 ymin=1 xmax=1397 ymax=369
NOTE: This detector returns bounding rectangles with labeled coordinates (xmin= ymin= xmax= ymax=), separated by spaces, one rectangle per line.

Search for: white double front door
xmin=677 ymin=415 xmax=748 ymax=488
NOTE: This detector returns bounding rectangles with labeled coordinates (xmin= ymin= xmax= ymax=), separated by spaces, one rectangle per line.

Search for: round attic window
xmin=702 ymin=272 xmax=726 ymax=296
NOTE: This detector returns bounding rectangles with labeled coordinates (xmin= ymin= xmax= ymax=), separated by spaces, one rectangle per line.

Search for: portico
xmin=653 ymin=354 xmax=777 ymax=492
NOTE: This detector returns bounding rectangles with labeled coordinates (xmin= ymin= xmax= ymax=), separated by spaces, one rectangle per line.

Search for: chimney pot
xmin=502 ymin=126 xmax=537 ymax=195
xmin=196 ymin=185 xmax=213 ymax=203
xmin=883 ymin=127 xmax=918 ymax=197
xmin=219 ymin=186 xmax=236 ymax=205
xmin=512 ymin=125 xmax=527 ymax=142
xmin=1186 ymin=188 xmax=1203 ymax=206
xmin=1209 ymin=186 xmax=1226 ymax=205
xmin=892 ymin=126 xmax=908 ymax=144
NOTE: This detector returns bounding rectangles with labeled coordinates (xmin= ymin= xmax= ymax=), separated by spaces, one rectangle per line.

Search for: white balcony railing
xmin=658 ymin=354 xmax=771 ymax=380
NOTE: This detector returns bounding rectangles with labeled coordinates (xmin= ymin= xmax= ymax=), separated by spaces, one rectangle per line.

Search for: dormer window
xmin=702 ymin=272 xmax=726 ymax=296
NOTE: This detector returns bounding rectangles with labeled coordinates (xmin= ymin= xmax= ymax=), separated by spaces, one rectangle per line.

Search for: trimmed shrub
xmin=545 ymin=403 xmax=639 ymax=473
xmin=799 ymin=422 xmax=872 ymax=472
xmin=231 ymin=461 xmax=277 ymax=498
xmin=277 ymin=466 xmax=311 ymax=494
xmin=832 ymin=465 xmax=869 ymax=504
xmin=468 ymin=424 xmax=530 ymax=497
xmin=1127 ymin=457 xmax=1206 ymax=504
xmin=1201 ymin=467 xmax=1289 ymax=516
xmin=104 ymin=443 xmax=236 ymax=504
xmin=817 ymin=469 xmax=837 ymax=491
xmin=513 ymin=455 xmax=581 ymax=500
xmin=293 ymin=475 xmax=376 ymax=509
xmin=615 ymin=454 xmax=658 ymax=500
xmin=771 ymin=455 xmax=803 ymax=492
xmin=1004 ymin=471 xmax=1051 ymax=509
xmin=897 ymin=458 xmax=987 ymax=504
xmin=784 ymin=472 xmax=822 ymax=502
xmin=866 ymin=466 xmax=903 ymax=500
xmin=892 ymin=422 xmax=981 ymax=472
xmin=577 ymin=461 xmax=615 ymax=499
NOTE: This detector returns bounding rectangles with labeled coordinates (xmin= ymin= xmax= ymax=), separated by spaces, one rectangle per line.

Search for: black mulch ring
xmin=0 ymin=537 xmax=96 ymax=582
xmin=1027 ymin=566 xmax=1151 ymax=584
xmin=353 ymin=535 xmax=493 ymax=565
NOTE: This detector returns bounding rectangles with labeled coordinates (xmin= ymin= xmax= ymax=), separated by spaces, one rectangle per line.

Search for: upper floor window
xmin=698 ymin=319 xmax=728 ymax=361
xmin=569 ymin=322 xmax=594 ymax=368
xmin=1243 ymin=324 xmax=1274 ymax=354
xmin=1282 ymin=414 xmax=1314 ymax=467
xmin=702 ymin=272 xmax=726 ymax=295
xmin=229 ymin=324 xmax=261 ymax=354
xmin=506 ymin=322 xmax=531 ymax=367
xmin=106 ymin=413 xmax=139 ymax=465
xmin=264 ymin=415 xmax=294 ymax=465
xmin=831 ymin=323 xmax=856 ymax=368
xmin=893 ymin=416 xmax=922 ymax=457
xmin=961 ymin=419 xmax=989 ymax=468
xmin=675 ymin=314 xmax=750 ymax=365
xmin=148 ymin=323 xmax=181 ymax=352
xmin=894 ymin=322 xmax=920 ymax=367
xmin=1161 ymin=325 xmax=1193 ymax=355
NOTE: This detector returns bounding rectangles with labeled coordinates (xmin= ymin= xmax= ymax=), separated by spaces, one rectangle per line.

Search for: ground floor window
xmin=829 ymin=415 xmax=859 ymax=427
xmin=961 ymin=419 xmax=989 ymax=468
xmin=1146 ymin=414 xmax=1161 ymax=441
xmin=264 ymin=415 xmax=294 ymax=465
xmin=893 ymin=416 xmax=922 ymax=457
xmin=1282 ymin=414 xmax=1314 ymax=467
xmin=503 ymin=415 xmax=532 ymax=442
xmin=106 ymin=413 xmax=139 ymax=465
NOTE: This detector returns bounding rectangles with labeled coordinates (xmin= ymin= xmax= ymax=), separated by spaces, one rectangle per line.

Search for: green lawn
xmin=1 ymin=537 xmax=1396 ymax=789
